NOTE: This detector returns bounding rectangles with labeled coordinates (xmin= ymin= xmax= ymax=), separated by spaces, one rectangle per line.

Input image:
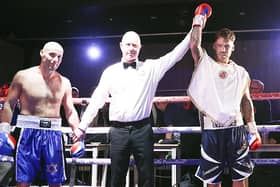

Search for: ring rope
xmin=1 ymin=155 xmax=280 ymax=166
xmin=70 ymin=92 xmax=280 ymax=105
xmin=1 ymin=92 xmax=280 ymax=105
xmin=65 ymin=158 xmax=280 ymax=166
xmin=63 ymin=158 xmax=280 ymax=166
xmin=61 ymin=125 xmax=280 ymax=134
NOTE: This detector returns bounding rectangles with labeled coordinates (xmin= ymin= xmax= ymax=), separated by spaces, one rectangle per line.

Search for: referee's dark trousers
xmin=109 ymin=118 xmax=154 ymax=187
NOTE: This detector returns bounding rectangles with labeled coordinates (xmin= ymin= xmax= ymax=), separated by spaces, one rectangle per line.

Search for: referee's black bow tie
xmin=123 ymin=61 xmax=136 ymax=69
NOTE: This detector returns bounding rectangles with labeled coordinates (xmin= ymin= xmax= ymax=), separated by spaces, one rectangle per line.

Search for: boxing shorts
xmin=15 ymin=115 xmax=66 ymax=183
xmin=195 ymin=126 xmax=254 ymax=184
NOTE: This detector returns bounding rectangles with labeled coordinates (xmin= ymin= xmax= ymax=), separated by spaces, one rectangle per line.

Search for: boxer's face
xmin=120 ymin=31 xmax=141 ymax=63
xmin=40 ymin=42 xmax=64 ymax=71
xmin=213 ymin=37 xmax=235 ymax=64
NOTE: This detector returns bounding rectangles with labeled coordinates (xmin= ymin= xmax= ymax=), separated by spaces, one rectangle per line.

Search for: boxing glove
xmin=0 ymin=122 xmax=17 ymax=156
xmin=0 ymin=123 xmax=17 ymax=156
xmin=0 ymin=122 xmax=11 ymax=133
xmin=195 ymin=3 xmax=212 ymax=18
xmin=192 ymin=3 xmax=212 ymax=28
xmin=70 ymin=141 xmax=85 ymax=158
xmin=248 ymin=132 xmax=261 ymax=150
xmin=247 ymin=121 xmax=262 ymax=150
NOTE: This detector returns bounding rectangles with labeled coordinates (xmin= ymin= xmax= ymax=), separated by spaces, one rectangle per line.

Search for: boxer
xmin=188 ymin=3 xmax=261 ymax=187
xmin=0 ymin=41 xmax=80 ymax=187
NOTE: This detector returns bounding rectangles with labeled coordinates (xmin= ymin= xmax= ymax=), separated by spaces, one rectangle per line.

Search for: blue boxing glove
xmin=70 ymin=141 xmax=85 ymax=158
xmin=0 ymin=122 xmax=17 ymax=156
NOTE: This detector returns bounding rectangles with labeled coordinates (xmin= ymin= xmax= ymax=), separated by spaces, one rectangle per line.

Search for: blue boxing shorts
xmin=16 ymin=115 xmax=66 ymax=184
xmin=195 ymin=126 xmax=254 ymax=184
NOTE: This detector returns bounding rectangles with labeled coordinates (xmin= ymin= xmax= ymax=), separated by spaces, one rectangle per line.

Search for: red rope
xmin=1 ymin=92 xmax=280 ymax=105
xmin=72 ymin=92 xmax=280 ymax=104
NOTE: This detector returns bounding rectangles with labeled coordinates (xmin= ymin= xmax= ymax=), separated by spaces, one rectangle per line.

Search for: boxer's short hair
xmin=215 ymin=28 xmax=236 ymax=42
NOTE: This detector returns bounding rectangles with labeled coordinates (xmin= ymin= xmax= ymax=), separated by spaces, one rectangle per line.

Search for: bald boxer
xmin=0 ymin=41 xmax=80 ymax=187
xmin=188 ymin=5 xmax=261 ymax=187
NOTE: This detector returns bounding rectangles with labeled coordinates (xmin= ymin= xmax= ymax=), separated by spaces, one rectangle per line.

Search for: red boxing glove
xmin=247 ymin=121 xmax=262 ymax=150
xmin=70 ymin=141 xmax=85 ymax=158
xmin=192 ymin=3 xmax=212 ymax=28
xmin=248 ymin=132 xmax=262 ymax=150
xmin=194 ymin=3 xmax=212 ymax=18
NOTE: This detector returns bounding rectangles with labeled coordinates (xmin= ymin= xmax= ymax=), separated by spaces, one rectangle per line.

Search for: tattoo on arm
xmin=241 ymin=95 xmax=254 ymax=123
xmin=190 ymin=27 xmax=203 ymax=66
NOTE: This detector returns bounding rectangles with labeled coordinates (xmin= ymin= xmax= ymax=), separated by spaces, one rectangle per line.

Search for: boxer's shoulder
xmin=14 ymin=66 xmax=40 ymax=80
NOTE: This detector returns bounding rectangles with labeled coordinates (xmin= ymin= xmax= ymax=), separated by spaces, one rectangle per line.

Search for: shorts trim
xmin=16 ymin=115 xmax=61 ymax=131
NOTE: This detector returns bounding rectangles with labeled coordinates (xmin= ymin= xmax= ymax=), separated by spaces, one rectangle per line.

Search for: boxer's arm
xmin=241 ymin=88 xmax=255 ymax=124
xmin=62 ymin=78 xmax=80 ymax=131
xmin=0 ymin=73 xmax=20 ymax=155
xmin=241 ymin=87 xmax=262 ymax=149
xmin=1 ymin=72 xmax=22 ymax=123
xmin=190 ymin=3 xmax=211 ymax=66
xmin=190 ymin=27 xmax=204 ymax=67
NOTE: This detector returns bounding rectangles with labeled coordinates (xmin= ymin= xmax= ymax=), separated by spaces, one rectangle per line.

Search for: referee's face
xmin=120 ymin=31 xmax=142 ymax=63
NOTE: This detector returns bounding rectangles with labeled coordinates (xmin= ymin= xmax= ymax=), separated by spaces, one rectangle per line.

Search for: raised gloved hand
xmin=247 ymin=121 xmax=262 ymax=150
xmin=70 ymin=140 xmax=85 ymax=158
xmin=192 ymin=3 xmax=212 ymax=28
xmin=0 ymin=122 xmax=17 ymax=155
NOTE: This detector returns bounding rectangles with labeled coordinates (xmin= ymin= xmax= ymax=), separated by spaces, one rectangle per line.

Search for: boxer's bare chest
xmin=26 ymin=73 xmax=63 ymax=98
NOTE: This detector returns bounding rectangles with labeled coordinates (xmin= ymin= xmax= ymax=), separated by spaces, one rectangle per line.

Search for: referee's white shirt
xmin=79 ymin=32 xmax=191 ymax=131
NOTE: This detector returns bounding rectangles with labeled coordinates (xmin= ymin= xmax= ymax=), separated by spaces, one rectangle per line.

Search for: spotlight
xmin=87 ymin=45 xmax=101 ymax=60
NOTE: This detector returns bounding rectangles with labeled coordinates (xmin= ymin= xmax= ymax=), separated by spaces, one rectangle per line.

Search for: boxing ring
xmin=1 ymin=93 xmax=280 ymax=187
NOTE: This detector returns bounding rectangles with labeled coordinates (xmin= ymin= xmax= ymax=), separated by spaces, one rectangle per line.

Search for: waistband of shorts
xmin=201 ymin=115 xmax=243 ymax=130
xmin=110 ymin=117 xmax=150 ymax=128
xmin=16 ymin=114 xmax=62 ymax=131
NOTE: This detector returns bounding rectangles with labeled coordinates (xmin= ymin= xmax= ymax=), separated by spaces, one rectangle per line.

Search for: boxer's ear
xmin=212 ymin=42 xmax=217 ymax=51
xmin=40 ymin=49 xmax=44 ymax=57
xmin=232 ymin=44 xmax=235 ymax=52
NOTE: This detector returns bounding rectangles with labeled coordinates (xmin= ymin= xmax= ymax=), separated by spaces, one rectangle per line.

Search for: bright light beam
xmin=87 ymin=45 xmax=101 ymax=60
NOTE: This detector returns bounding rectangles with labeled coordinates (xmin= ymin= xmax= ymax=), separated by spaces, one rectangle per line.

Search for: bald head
xmin=120 ymin=31 xmax=142 ymax=63
xmin=42 ymin=41 xmax=64 ymax=54
xmin=121 ymin=31 xmax=141 ymax=45
xmin=40 ymin=41 xmax=64 ymax=72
